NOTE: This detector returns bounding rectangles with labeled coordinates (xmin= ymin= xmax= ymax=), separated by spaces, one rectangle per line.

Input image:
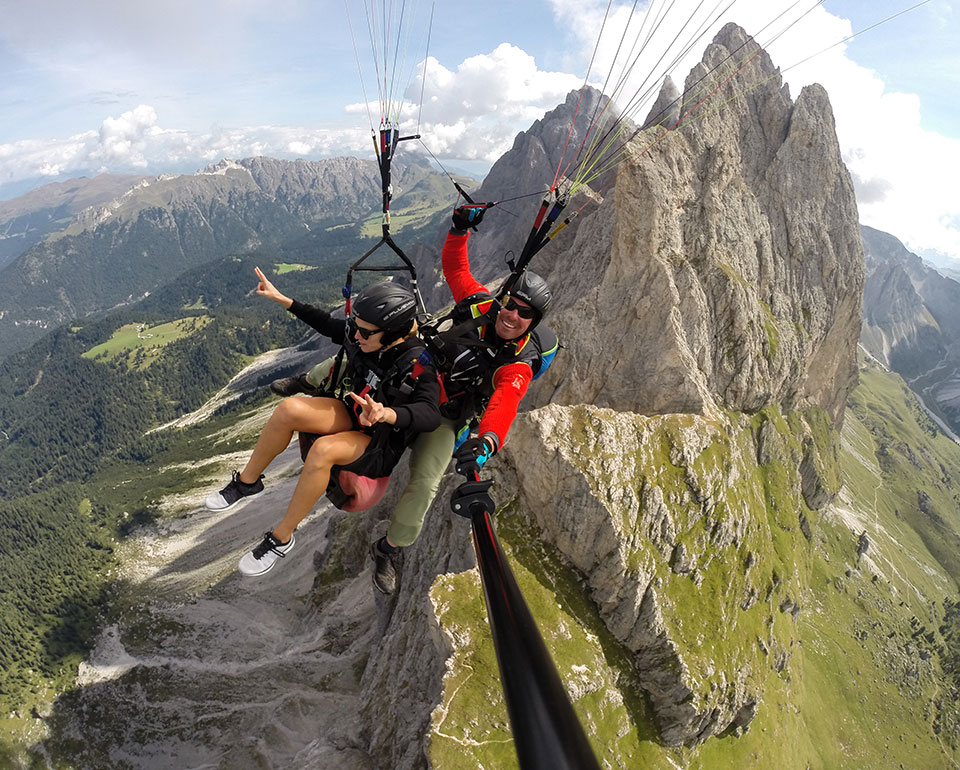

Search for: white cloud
xmin=286 ymin=141 xmax=313 ymax=156
xmin=91 ymin=105 xmax=161 ymax=167
xmin=0 ymin=106 xmax=370 ymax=191
xmin=392 ymin=46 xmax=582 ymax=162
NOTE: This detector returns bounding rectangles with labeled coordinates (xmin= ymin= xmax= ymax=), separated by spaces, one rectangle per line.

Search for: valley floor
xmin=42 ymin=443 xmax=383 ymax=770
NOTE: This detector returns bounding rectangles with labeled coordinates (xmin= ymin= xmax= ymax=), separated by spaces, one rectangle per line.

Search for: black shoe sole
xmin=270 ymin=376 xmax=323 ymax=398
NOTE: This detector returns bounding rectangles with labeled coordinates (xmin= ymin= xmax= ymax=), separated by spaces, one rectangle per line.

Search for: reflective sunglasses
xmin=350 ymin=318 xmax=382 ymax=339
xmin=504 ymin=296 xmax=537 ymax=319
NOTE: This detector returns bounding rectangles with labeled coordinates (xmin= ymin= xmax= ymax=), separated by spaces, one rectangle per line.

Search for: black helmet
xmin=352 ymin=281 xmax=417 ymax=340
xmin=508 ymin=271 xmax=552 ymax=316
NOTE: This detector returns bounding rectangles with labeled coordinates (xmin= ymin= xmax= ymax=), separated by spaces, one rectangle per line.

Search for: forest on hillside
xmin=0 ymin=226 xmax=377 ymax=716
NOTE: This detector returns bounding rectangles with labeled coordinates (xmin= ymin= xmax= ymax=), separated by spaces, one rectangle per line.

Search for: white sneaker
xmin=238 ymin=532 xmax=296 ymax=576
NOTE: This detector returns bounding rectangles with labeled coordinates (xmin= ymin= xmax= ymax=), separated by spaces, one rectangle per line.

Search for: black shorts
xmin=299 ymin=424 xmax=403 ymax=479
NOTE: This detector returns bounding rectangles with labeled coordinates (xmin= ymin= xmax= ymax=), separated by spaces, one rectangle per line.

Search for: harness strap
xmin=422 ymin=300 xmax=501 ymax=359
xmin=352 ymin=383 xmax=372 ymax=422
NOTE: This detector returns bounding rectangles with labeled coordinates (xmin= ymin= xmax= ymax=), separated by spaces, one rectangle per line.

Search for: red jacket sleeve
xmin=441 ymin=230 xmax=488 ymax=302
xmin=477 ymin=362 xmax=533 ymax=447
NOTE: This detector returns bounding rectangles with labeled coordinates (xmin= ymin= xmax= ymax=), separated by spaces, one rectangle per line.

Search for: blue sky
xmin=1 ymin=0 xmax=957 ymax=262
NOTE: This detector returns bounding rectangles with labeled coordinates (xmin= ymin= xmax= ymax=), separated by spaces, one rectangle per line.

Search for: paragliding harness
xmin=297 ymin=125 xmax=433 ymax=512
xmin=298 ymin=340 xmax=435 ymax=512
xmin=341 ymin=127 xmax=427 ymax=320
xmin=421 ymin=291 xmax=560 ymax=451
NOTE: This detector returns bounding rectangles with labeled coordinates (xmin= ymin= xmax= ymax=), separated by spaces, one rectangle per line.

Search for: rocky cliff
xmin=37 ymin=22 xmax=883 ymax=770
xmin=860 ymin=224 xmax=960 ymax=437
xmin=366 ymin=20 xmax=865 ymax=755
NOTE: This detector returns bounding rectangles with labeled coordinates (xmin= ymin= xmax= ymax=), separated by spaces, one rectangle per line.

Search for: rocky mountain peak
xmin=200 ymin=158 xmax=248 ymax=175
xmin=643 ymin=75 xmax=681 ymax=129
xmin=521 ymin=24 xmax=863 ymax=424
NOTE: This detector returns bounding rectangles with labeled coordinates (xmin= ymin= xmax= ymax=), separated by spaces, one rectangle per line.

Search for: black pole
xmin=452 ymin=480 xmax=602 ymax=770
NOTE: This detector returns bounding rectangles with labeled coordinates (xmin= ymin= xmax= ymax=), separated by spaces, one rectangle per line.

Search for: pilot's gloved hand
xmin=451 ymin=204 xmax=490 ymax=232
xmin=453 ymin=434 xmax=496 ymax=477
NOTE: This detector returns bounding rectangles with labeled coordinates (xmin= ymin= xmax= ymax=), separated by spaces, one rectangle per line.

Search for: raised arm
xmin=254 ymin=266 xmax=347 ymax=344
xmin=441 ymin=204 xmax=495 ymax=302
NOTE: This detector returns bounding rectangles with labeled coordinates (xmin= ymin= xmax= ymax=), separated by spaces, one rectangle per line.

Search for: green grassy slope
xmin=429 ymin=356 xmax=960 ymax=769
xmin=356 ymin=172 xmax=474 ymax=238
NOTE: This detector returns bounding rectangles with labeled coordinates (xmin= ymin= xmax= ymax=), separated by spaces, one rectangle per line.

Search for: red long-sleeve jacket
xmin=441 ymin=229 xmax=534 ymax=448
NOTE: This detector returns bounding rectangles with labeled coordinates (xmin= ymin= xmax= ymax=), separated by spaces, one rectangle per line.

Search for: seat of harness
xmin=295 ymin=342 xmax=431 ymax=513
xmin=298 ymin=432 xmax=390 ymax=512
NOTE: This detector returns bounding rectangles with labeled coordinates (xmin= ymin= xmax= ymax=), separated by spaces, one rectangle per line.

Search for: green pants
xmin=387 ymin=419 xmax=456 ymax=546
xmin=306 ymin=357 xmax=337 ymax=389
xmin=307 ymin=359 xmax=457 ymax=548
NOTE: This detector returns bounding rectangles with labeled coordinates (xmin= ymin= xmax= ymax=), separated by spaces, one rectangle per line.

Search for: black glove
xmin=451 ymin=204 xmax=489 ymax=232
xmin=453 ymin=435 xmax=496 ymax=477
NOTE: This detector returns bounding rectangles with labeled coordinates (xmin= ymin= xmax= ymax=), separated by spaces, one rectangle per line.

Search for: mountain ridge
xmin=0 ymin=173 xmax=149 ymax=269
xmin=860 ymin=224 xmax=960 ymax=437
xmin=0 ymin=155 xmax=466 ymax=361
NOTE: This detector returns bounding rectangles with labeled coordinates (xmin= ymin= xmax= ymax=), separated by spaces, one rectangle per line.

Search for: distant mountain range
xmin=0 ymin=156 xmax=474 ymax=361
xmin=860 ymin=224 xmax=960 ymax=437
xmin=0 ymin=173 xmax=149 ymax=269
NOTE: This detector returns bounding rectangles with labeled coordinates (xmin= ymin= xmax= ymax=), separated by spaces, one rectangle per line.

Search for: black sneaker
xmin=204 ymin=471 xmax=264 ymax=511
xmin=270 ymin=373 xmax=322 ymax=397
xmin=370 ymin=538 xmax=402 ymax=595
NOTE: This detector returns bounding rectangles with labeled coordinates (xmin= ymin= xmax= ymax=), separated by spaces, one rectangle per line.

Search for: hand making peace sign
xmin=349 ymin=391 xmax=397 ymax=427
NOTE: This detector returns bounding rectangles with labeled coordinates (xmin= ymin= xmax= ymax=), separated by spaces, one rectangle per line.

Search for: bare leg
xmin=238 ymin=397 xmax=354 ymax=484
xmin=272 ymin=430 xmax=371 ymax=542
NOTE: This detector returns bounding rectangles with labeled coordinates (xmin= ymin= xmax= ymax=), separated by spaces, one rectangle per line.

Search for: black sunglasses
xmin=350 ymin=318 xmax=382 ymax=339
xmin=504 ymin=296 xmax=537 ymax=319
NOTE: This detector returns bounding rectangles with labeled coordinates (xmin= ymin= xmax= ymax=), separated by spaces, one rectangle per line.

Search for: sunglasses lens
xmin=351 ymin=318 xmax=380 ymax=339
xmin=506 ymin=298 xmax=536 ymax=319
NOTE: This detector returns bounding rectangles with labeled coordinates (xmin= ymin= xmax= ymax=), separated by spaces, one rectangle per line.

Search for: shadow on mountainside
xmin=34 ymin=443 xmax=396 ymax=770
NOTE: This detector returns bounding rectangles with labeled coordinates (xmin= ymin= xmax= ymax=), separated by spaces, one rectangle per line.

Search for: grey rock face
xmin=526 ymin=23 xmax=863 ymax=425
xmin=410 ymin=87 xmax=618 ymax=311
xmin=860 ymin=224 xmax=960 ymax=436
xmin=643 ymin=76 xmax=682 ymax=131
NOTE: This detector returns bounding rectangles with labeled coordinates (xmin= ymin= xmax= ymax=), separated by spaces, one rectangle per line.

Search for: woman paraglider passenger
xmin=204 ymin=267 xmax=441 ymax=576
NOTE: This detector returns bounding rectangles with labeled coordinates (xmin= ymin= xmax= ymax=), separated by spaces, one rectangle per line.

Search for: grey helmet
xmin=508 ymin=271 xmax=552 ymax=318
xmin=352 ymin=281 xmax=417 ymax=342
